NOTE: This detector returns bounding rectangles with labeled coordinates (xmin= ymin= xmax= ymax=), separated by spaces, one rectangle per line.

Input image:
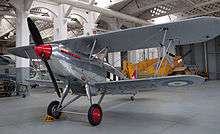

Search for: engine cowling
xmin=34 ymin=44 xmax=52 ymax=61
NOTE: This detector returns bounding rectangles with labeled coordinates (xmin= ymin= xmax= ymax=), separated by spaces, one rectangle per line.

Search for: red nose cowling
xmin=34 ymin=44 xmax=52 ymax=61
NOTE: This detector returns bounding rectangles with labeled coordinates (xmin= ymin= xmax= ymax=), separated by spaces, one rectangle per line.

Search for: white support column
xmin=83 ymin=11 xmax=96 ymax=35
xmin=16 ymin=10 xmax=30 ymax=70
xmin=54 ymin=4 xmax=68 ymax=41
xmin=10 ymin=0 xmax=32 ymax=95
xmin=107 ymin=21 xmax=121 ymax=67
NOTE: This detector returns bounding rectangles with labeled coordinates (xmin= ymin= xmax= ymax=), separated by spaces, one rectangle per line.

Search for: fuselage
xmin=48 ymin=45 xmax=127 ymax=91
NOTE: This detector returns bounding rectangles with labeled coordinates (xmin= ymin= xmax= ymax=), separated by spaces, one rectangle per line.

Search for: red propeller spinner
xmin=34 ymin=44 xmax=52 ymax=61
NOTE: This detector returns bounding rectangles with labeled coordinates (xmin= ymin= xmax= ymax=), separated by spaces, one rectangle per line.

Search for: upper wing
xmin=91 ymin=75 xmax=204 ymax=94
xmin=9 ymin=17 xmax=220 ymax=58
xmin=60 ymin=17 xmax=220 ymax=53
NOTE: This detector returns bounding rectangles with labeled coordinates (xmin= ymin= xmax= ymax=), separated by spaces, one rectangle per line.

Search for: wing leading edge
xmin=60 ymin=17 xmax=220 ymax=53
xmin=92 ymin=75 xmax=204 ymax=94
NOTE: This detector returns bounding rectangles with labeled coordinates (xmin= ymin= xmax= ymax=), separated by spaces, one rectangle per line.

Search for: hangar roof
xmin=0 ymin=0 xmax=220 ymax=51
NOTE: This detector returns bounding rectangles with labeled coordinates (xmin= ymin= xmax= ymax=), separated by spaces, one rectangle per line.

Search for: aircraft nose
xmin=34 ymin=44 xmax=52 ymax=61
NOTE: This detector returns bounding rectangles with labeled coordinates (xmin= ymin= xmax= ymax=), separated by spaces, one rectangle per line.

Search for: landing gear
xmin=88 ymin=104 xmax=103 ymax=126
xmin=130 ymin=96 xmax=135 ymax=101
xmin=86 ymin=84 xmax=105 ymax=126
xmin=130 ymin=93 xmax=136 ymax=101
xmin=47 ymin=101 xmax=62 ymax=119
xmin=45 ymin=84 xmax=105 ymax=126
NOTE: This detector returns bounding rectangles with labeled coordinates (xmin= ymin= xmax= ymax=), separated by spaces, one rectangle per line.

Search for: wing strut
xmin=155 ymin=28 xmax=169 ymax=77
xmin=155 ymin=39 xmax=174 ymax=77
xmin=89 ymin=39 xmax=97 ymax=60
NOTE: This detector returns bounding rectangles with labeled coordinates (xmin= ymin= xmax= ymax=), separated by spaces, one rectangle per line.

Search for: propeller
xmin=27 ymin=18 xmax=43 ymax=45
xmin=27 ymin=17 xmax=61 ymax=98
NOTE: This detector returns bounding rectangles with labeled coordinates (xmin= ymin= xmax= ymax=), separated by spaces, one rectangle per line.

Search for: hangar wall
xmin=108 ymin=35 xmax=220 ymax=80
xmin=177 ymin=36 xmax=220 ymax=80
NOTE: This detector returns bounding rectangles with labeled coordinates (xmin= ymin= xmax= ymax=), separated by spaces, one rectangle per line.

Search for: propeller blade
xmin=27 ymin=17 xmax=44 ymax=45
xmin=27 ymin=17 xmax=60 ymax=98
xmin=44 ymin=60 xmax=61 ymax=98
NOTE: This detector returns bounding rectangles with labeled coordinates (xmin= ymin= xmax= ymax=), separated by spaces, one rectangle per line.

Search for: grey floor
xmin=0 ymin=80 xmax=220 ymax=134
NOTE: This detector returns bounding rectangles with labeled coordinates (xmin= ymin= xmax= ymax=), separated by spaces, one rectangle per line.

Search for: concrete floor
xmin=0 ymin=80 xmax=220 ymax=134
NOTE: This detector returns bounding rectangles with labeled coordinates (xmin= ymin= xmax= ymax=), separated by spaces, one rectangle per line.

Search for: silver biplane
xmin=9 ymin=17 xmax=220 ymax=126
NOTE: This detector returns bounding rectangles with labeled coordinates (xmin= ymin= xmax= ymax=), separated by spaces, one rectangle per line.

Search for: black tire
xmin=130 ymin=96 xmax=135 ymax=101
xmin=47 ymin=101 xmax=62 ymax=119
xmin=88 ymin=104 xmax=102 ymax=126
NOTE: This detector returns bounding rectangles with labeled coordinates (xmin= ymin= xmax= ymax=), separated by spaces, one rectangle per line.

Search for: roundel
xmin=163 ymin=80 xmax=193 ymax=87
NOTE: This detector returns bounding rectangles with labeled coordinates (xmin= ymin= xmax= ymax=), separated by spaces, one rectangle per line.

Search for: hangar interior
xmin=0 ymin=0 xmax=220 ymax=133
xmin=1 ymin=0 xmax=220 ymax=81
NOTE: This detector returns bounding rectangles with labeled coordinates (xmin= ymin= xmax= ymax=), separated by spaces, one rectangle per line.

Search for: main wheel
xmin=88 ymin=104 xmax=102 ymax=126
xmin=130 ymin=96 xmax=135 ymax=101
xmin=47 ymin=101 xmax=62 ymax=119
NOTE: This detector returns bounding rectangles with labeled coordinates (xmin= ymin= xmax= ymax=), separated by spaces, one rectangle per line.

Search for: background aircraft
xmin=9 ymin=17 xmax=220 ymax=126
xmin=0 ymin=54 xmax=15 ymax=66
xmin=0 ymin=55 xmax=15 ymax=97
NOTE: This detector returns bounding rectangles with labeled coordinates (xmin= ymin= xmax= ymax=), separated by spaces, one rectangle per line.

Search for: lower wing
xmin=92 ymin=75 xmax=204 ymax=94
